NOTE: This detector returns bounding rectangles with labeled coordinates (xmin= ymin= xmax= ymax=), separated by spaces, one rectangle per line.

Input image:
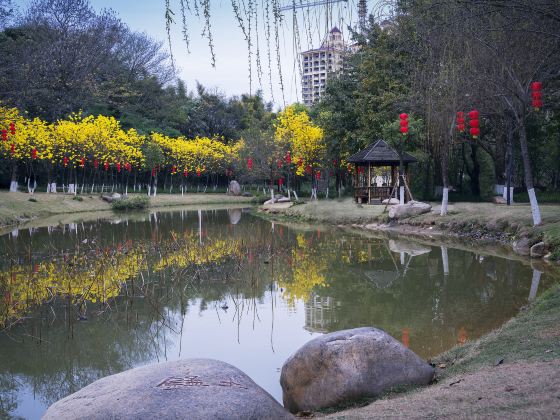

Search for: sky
xmin=14 ymin=0 xmax=378 ymax=108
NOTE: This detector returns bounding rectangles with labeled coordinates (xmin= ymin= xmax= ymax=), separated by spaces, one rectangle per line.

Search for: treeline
xmin=314 ymin=0 xmax=560 ymax=223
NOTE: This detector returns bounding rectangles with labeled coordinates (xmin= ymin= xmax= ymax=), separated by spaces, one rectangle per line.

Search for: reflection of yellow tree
xmin=278 ymin=234 xmax=326 ymax=306
xmin=0 ymin=250 xmax=147 ymax=328
xmin=154 ymin=231 xmax=243 ymax=271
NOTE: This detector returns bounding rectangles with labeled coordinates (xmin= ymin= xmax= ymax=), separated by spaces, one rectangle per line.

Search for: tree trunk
xmin=9 ymin=161 xmax=17 ymax=192
xmin=440 ymin=147 xmax=450 ymax=216
xmin=518 ymin=121 xmax=541 ymax=225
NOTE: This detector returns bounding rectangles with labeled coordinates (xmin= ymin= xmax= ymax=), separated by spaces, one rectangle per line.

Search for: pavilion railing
xmin=354 ymin=186 xmax=393 ymax=201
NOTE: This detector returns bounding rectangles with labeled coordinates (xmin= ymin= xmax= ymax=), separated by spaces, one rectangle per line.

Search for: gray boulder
xmin=530 ymin=241 xmax=547 ymax=258
xmin=44 ymin=358 xmax=293 ymax=420
xmin=382 ymin=198 xmax=399 ymax=205
xmin=228 ymin=180 xmax=241 ymax=196
xmin=513 ymin=237 xmax=531 ymax=256
xmin=388 ymin=201 xmax=432 ymax=219
xmin=280 ymin=327 xmax=434 ymax=413
xmin=101 ymin=192 xmax=122 ymax=203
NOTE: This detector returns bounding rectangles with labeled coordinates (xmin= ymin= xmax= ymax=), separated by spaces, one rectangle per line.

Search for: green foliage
xmin=478 ymin=147 xmax=495 ymax=200
xmin=111 ymin=195 xmax=150 ymax=211
xmin=72 ymin=196 xmax=83 ymax=202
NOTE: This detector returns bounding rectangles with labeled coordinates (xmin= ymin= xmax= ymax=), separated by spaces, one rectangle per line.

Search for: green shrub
xmin=72 ymin=196 xmax=83 ymax=201
xmin=111 ymin=195 xmax=150 ymax=211
xmin=28 ymin=197 xmax=37 ymax=202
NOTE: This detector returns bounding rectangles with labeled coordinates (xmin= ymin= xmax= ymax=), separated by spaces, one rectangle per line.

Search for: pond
xmin=0 ymin=207 xmax=554 ymax=419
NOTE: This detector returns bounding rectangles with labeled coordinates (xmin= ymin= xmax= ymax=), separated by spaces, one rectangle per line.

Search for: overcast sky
xmin=15 ymin=0 xmax=376 ymax=109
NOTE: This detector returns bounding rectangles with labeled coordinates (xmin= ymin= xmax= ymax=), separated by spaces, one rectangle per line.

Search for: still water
xmin=0 ymin=207 xmax=554 ymax=419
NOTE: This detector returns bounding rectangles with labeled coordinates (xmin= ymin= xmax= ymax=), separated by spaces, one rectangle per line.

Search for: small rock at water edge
xmin=530 ymin=241 xmax=547 ymax=258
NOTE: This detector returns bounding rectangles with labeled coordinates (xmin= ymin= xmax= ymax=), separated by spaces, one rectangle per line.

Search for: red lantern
xmin=333 ymin=159 xmax=337 ymax=166
xmin=468 ymin=109 xmax=480 ymax=139
xmin=116 ymin=162 xmax=121 ymax=173
xmin=305 ymin=165 xmax=312 ymax=175
xmin=197 ymin=168 xmax=201 ymax=177
xmin=285 ymin=152 xmax=291 ymax=165
xmin=9 ymin=122 xmax=15 ymax=136
xmin=151 ymin=167 xmax=156 ymax=177
xmin=183 ymin=169 xmax=188 ymax=177
xmin=94 ymin=159 xmax=99 ymax=169
xmin=80 ymin=157 xmax=85 ymax=168
xmin=530 ymin=81 xmax=543 ymax=111
xmin=247 ymin=157 xmax=253 ymax=170
xmin=171 ymin=165 xmax=177 ymax=174
xmin=298 ymin=158 xmax=303 ymax=167
xmin=315 ymin=171 xmax=321 ymax=180
xmin=63 ymin=156 xmax=69 ymax=167
xmin=278 ymin=178 xmax=284 ymax=186
xmin=104 ymin=161 xmax=109 ymax=171
xmin=126 ymin=163 xmax=132 ymax=172
xmin=31 ymin=148 xmax=38 ymax=160
xmin=1 ymin=129 xmax=7 ymax=141
xmin=399 ymin=113 xmax=409 ymax=135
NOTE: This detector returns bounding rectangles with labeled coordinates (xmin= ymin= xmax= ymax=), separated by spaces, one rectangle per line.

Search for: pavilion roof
xmin=347 ymin=140 xmax=418 ymax=165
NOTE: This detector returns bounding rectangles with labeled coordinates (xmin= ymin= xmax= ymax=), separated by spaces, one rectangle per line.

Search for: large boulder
xmin=280 ymin=327 xmax=434 ymax=413
xmin=382 ymin=198 xmax=399 ymax=205
xmin=44 ymin=358 xmax=293 ymax=420
xmin=228 ymin=180 xmax=241 ymax=196
xmin=513 ymin=237 xmax=531 ymax=256
xmin=388 ymin=201 xmax=432 ymax=219
xmin=101 ymin=192 xmax=122 ymax=203
xmin=530 ymin=241 xmax=547 ymax=258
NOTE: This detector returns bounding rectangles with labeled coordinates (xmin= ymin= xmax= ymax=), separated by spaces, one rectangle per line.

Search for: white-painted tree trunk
xmin=67 ymin=183 xmax=76 ymax=194
xmin=293 ymin=190 xmax=299 ymax=202
xmin=9 ymin=181 xmax=17 ymax=192
xmin=528 ymin=188 xmax=542 ymax=225
xmin=502 ymin=186 xmax=514 ymax=202
xmin=440 ymin=187 xmax=449 ymax=216
xmin=48 ymin=182 xmax=57 ymax=193
xmin=399 ymin=186 xmax=405 ymax=205
xmin=271 ymin=189 xmax=275 ymax=202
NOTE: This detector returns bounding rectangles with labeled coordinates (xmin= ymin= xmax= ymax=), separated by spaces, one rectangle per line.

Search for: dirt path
xmin=322 ymin=361 xmax=560 ymax=419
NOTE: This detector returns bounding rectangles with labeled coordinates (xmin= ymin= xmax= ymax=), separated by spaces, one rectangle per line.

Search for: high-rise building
xmin=300 ymin=27 xmax=348 ymax=106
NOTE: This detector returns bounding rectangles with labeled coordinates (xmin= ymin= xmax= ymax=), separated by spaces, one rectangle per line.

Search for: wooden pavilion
xmin=348 ymin=139 xmax=417 ymax=204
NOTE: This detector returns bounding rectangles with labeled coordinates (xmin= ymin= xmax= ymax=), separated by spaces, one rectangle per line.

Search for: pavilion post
xmin=367 ymin=163 xmax=371 ymax=204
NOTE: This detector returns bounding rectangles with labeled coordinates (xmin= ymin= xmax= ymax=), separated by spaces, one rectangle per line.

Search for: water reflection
xmin=0 ymin=209 xmax=556 ymax=418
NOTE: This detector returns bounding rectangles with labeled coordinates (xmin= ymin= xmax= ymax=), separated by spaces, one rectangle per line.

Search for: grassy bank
xmin=260 ymin=199 xmax=560 ymax=260
xmin=321 ymin=282 xmax=560 ymax=418
xmin=0 ymin=191 xmax=256 ymax=228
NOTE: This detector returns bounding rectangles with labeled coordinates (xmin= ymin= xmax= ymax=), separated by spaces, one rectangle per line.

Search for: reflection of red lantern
xmin=468 ymin=109 xmax=480 ymax=139
xmin=247 ymin=157 xmax=253 ymax=170
xmin=456 ymin=111 xmax=465 ymax=133
xmin=94 ymin=159 xmax=99 ymax=169
xmin=285 ymin=151 xmax=291 ymax=164
xmin=402 ymin=328 xmax=410 ymax=348
xmin=399 ymin=113 xmax=409 ymax=135
xmin=530 ymin=81 xmax=543 ymax=111
xmin=63 ymin=156 xmax=69 ymax=167
xmin=278 ymin=177 xmax=284 ymax=186
xmin=9 ymin=122 xmax=15 ymax=135
xmin=31 ymin=148 xmax=38 ymax=160
xmin=1 ymin=129 xmax=7 ymax=141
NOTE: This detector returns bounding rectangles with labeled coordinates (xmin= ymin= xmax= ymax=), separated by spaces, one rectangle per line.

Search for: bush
xmin=72 ymin=196 xmax=83 ymax=201
xmin=111 ymin=195 xmax=150 ymax=211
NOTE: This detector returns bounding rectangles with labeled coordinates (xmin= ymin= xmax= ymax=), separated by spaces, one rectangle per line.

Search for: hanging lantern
xmin=104 ymin=161 xmax=109 ymax=171
xmin=305 ymin=165 xmax=312 ymax=175
xmin=285 ymin=151 xmax=291 ymax=164
xmin=530 ymin=81 xmax=543 ymax=111
xmin=456 ymin=111 xmax=465 ymax=133
xmin=31 ymin=148 xmax=38 ymax=160
xmin=468 ymin=109 xmax=480 ymax=139
xmin=277 ymin=159 xmax=282 ymax=169
xmin=183 ymin=169 xmax=188 ymax=177
xmin=315 ymin=171 xmax=321 ymax=180
xmin=297 ymin=157 xmax=303 ymax=167
xmin=151 ymin=167 xmax=156 ymax=177
xmin=197 ymin=168 xmax=201 ymax=177
xmin=278 ymin=177 xmax=284 ymax=186
xmin=347 ymin=163 xmax=352 ymax=172
xmin=171 ymin=165 xmax=177 ymax=174
xmin=93 ymin=159 xmax=99 ymax=169
xmin=126 ymin=163 xmax=132 ymax=172
xmin=9 ymin=122 xmax=15 ymax=136
xmin=80 ymin=157 xmax=85 ymax=168
xmin=247 ymin=157 xmax=253 ymax=170
xmin=63 ymin=156 xmax=69 ymax=167
xmin=399 ymin=113 xmax=409 ymax=135
xmin=333 ymin=159 xmax=337 ymax=166
xmin=1 ymin=129 xmax=7 ymax=141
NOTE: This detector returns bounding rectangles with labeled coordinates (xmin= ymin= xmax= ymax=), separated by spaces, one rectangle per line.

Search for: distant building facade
xmin=300 ymin=27 xmax=350 ymax=106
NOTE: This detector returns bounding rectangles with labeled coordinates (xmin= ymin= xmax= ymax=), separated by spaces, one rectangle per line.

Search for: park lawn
xmin=0 ymin=191 xmax=255 ymax=228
